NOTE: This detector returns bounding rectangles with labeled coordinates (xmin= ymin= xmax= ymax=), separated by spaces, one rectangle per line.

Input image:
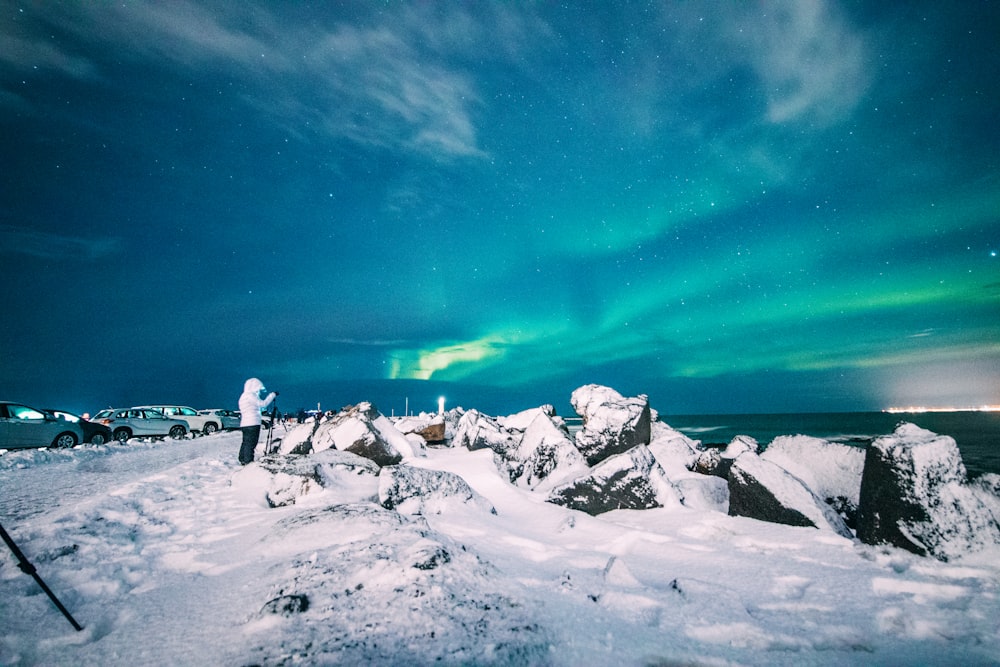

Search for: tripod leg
xmin=0 ymin=523 xmax=83 ymax=631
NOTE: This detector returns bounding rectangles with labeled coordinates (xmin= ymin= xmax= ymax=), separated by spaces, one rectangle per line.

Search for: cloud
xmin=0 ymin=34 xmax=100 ymax=80
xmin=0 ymin=225 xmax=122 ymax=262
xmin=295 ymin=23 xmax=487 ymax=160
xmin=739 ymin=1 xmax=869 ymax=125
xmin=8 ymin=3 xmax=491 ymax=162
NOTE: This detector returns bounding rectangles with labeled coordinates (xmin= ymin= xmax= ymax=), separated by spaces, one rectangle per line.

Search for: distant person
xmin=238 ymin=377 xmax=277 ymax=465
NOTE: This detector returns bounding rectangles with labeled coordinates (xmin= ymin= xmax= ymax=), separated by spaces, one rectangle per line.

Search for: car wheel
xmin=114 ymin=428 xmax=131 ymax=443
xmin=169 ymin=425 xmax=186 ymax=439
xmin=204 ymin=422 xmax=218 ymax=435
xmin=51 ymin=432 xmax=78 ymax=449
xmin=90 ymin=433 xmax=107 ymax=445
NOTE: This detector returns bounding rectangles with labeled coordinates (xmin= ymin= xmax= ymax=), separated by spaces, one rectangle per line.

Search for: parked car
xmin=134 ymin=405 xmax=222 ymax=434
xmin=198 ymin=409 xmax=240 ymax=430
xmin=91 ymin=408 xmax=188 ymax=443
xmin=1 ymin=401 xmax=83 ymax=449
xmin=46 ymin=409 xmax=112 ymax=445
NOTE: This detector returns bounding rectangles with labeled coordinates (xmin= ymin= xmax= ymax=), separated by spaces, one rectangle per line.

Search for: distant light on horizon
xmin=884 ymin=405 xmax=1000 ymax=414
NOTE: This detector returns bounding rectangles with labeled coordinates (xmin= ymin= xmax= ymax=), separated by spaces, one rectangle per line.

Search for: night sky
xmin=2 ymin=2 xmax=998 ymax=418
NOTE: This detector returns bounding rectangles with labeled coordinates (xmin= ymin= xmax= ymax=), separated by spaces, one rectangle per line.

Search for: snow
xmin=3 ymin=430 xmax=1000 ymax=665
xmin=761 ymin=435 xmax=865 ymax=509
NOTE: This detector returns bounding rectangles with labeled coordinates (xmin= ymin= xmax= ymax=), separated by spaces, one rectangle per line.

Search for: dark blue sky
xmin=2 ymin=1 xmax=998 ymax=418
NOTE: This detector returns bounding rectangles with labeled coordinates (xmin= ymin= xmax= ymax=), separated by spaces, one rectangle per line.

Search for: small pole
xmin=0 ymin=522 xmax=83 ymax=632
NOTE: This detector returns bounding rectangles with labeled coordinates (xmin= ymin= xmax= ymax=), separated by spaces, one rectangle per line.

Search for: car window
xmin=179 ymin=407 xmax=196 ymax=416
xmin=9 ymin=405 xmax=46 ymax=420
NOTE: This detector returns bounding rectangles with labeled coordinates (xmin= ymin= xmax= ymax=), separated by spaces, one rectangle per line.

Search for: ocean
xmin=661 ymin=411 xmax=1000 ymax=479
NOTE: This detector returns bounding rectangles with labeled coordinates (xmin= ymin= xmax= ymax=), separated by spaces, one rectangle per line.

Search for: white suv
xmin=135 ymin=405 xmax=222 ymax=435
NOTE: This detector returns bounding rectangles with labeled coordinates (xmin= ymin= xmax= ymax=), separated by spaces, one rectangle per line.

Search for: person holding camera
xmin=237 ymin=377 xmax=277 ymax=465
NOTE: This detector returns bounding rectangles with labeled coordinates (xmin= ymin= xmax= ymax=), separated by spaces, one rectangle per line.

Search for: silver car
xmin=92 ymin=408 xmax=188 ymax=443
xmin=0 ymin=401 xmax=83 ymax=449
xmin=134 ymin=405 xmax=221 ymax=434
xmin=198 ymin=409 xmax=240 ymax=430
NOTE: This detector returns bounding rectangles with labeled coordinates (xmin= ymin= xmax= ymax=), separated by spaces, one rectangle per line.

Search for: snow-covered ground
xmin=2 ymin=430 xmax=999 ymax=666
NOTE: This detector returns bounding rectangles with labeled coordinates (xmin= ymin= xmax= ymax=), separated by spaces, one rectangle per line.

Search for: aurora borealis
xmin=2 ymin=2 xmax=998 ymax=416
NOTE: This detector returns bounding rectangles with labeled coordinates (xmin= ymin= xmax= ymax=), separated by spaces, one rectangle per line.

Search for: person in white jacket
xmin=238 ymin=377 xmax=276 ymax=464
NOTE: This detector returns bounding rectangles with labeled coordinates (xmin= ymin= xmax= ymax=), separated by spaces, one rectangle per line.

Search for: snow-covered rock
xmin=723 ymin=434 xmax=760 ymax=459
xmin=498 ymin=404 xmax=565 ymax=434
xmin=546 ymin=445 xmax=682 ymax=515
xmin=275 ymin=421 xmax=319 ymax=455
xmin=379 ymin=464 xmax=497 ymax=516
xmin=761 ymin=435 xmax=865 ymax=527
xmin=233 ymin=449 xmax=380 ymax=508
xmin=856 ymin=423 xmax=1000 ymax=560
xmin=647 ymin=420 xmax=702 ymax=477
xmin=496 ymin=412 xmax=590 ymax=492
xmin=693 ymin=447 xmax=725 ymax=477
xmin=728 ymin=452 xmax=852 ymax=537
xmin=673 ymin=475 xmax=729 ymax=513
xmin=694 ymin=435 xmax=758 ymax=478
xmin=311 ymin=402 xmax=413 ymax=466
xmin=450 ymin=408 xmax=517 ymax=453
xmin=571 ymin=384 xmax=652 ymax=466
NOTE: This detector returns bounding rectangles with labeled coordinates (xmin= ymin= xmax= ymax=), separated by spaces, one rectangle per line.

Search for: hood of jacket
xmin=243 ymin=377 xmax=265 ymax=394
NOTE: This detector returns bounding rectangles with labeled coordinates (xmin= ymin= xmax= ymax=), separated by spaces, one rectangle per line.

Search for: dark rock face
xmin=571 ymin=385 xmax=652 ymax=466
xmin=312 ymin=403 xmax=403 ymax=468
xmin=417 ymin=422 xmax=446 ymax=443
xmin=856 ymin=423 xmax=1000 ymax=560
xmin=546 ymin=445 xmax=680 ymax=516
xmin=728 ymin=453 xmax=851 ymax=537
xmin=379 ymin=464 xmax=496 ymax=515
xmin=260 ymin=594 xmax=310 ymax=616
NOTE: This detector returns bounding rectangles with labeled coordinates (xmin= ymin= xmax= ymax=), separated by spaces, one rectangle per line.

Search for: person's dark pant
xmin=239 ymin=425 xmax=261 ymax=464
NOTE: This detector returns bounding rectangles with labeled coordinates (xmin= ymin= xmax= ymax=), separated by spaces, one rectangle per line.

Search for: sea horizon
xmin=658 ymin=410 xmax=1000 ymax=479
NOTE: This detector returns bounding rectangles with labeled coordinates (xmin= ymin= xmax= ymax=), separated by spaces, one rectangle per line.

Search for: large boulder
xmin=856 ymin=423 xmax=1000 ymax=560
xmin=571 ymin=384 xmax=652 ymax=466
xmin=275 ymin=420 xmax=321 ymax=455
xmin=761 ymin=435 xmax=865 ymax=528
xmin=728 ymin=452 xmax=852 ymax=537
xmin=393 ymin=414 xmax=446 ymax=444
xmin=546 ymin=445 xmax=681 ymax=515
xmin=233 ymin=449 xmax=380 ymax=508
xmin=647 ymin=419 xmax=703 ymax=477
xmin=311 ymin=402 xmax=414 ymax=467
xmin=379 ymin=464 xmax=496 ymax=516
xmin=694 ymin=435 xmax=759 ymax=479
xmin=497 ymin=412 xmax=590 ymax=492
xmin=498 ymin=405 xmax=567 ymax=434
xmin=451 ymin=409 xmax=517 ymax=454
